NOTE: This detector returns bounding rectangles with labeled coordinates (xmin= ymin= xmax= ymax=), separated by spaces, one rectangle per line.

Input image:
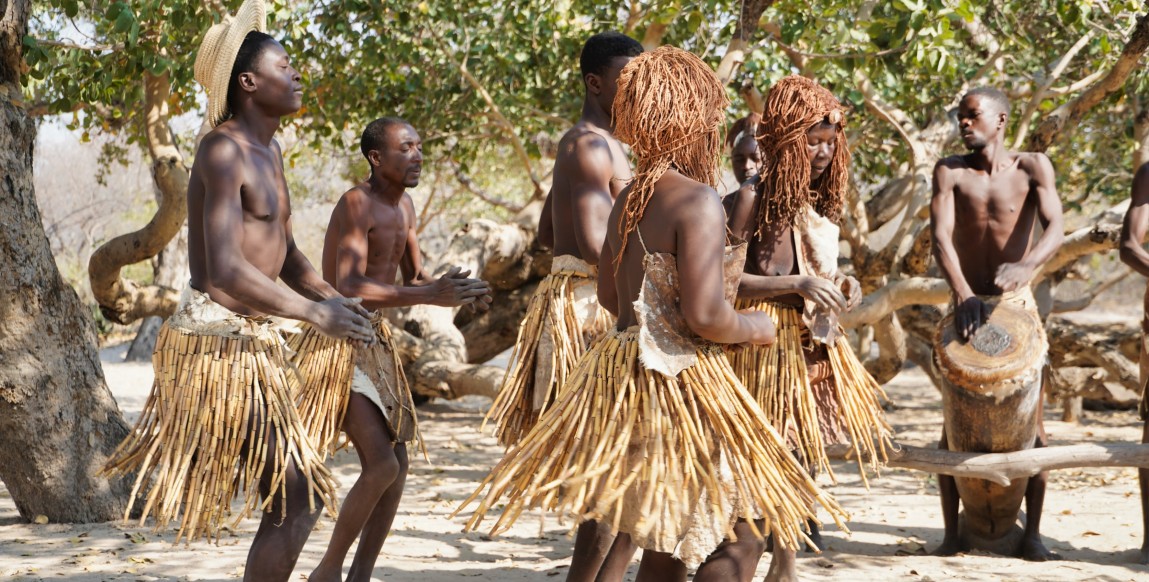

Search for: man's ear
xmin=585 ymin=73 xmax=602 ymax=96
xmin=238 ymin=71 xmax=258 ymax=94
xmin=367 ymin=149 xmax=382 ymax=168
xmin=998 ymin=110 xmax=1008 ymax=129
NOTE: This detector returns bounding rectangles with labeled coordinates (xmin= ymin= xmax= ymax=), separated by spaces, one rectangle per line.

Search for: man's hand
xmin=798 ymin=276 xmax=847 ymax=313
xmin=835 ymin=273 xmax=863 ymax=311
xmin=994 ymin=261 xmax=1035 ymax=293
xmin=429 ymin=265 xmax=492 ymax=308
xmin=739 ymin=309 xmax=777 ymax=346
xmin=954 ymin=295 xmax=988 ymax=341
xmin=310 ymin=297 xmax=375 ymax=344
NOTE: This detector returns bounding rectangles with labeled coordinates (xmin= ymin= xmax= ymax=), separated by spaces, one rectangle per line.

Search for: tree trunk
xmin=126 ymin=190 xmax=189 ymax=362
xmin=0 ymin=0 xmax=133 ymax=522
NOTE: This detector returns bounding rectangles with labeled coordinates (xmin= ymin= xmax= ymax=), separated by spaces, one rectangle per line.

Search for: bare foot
xmin=1018 ymin=536 xmax=1060 ymax=562
xmin=930 ymin=537 xmax=963 ymax=557
xmin=308 ymin=564 xmax=342 ymax=582
xmin=763 ymin=548 xmax=798 ymax=582
xmin=1138 ymin=543 xmax=1149 ymax=565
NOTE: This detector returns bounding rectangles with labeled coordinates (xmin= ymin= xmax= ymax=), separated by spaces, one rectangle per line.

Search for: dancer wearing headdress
xmin=724 ymin=76 xmax=894 ymax=572
xmin=459 ymin=47 xmax=846 ymax=582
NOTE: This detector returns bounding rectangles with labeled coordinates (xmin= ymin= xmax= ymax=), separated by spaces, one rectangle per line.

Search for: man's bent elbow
xmin=685 ymin=313 xmax=733 ymax=344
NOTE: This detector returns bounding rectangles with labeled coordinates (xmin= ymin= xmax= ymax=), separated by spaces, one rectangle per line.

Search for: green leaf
xmin=114 ymin=9 xmax=135 ymax=34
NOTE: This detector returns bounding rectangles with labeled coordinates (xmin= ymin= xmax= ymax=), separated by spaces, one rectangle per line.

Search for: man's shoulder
xmin=334 ymin=184 xmax=373 ymax=213
xmin=198 ymin=128 xmax=245 ymax=161
xmin=559 ymin=122 xmax=615 ymax=157
xmin=1014 ymin=151 xmax=1052 ymax=174
xmin=935 ymin=154 xmax=970 ymax=172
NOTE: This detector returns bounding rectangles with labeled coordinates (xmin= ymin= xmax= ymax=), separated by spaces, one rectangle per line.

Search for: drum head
xmin=934 ymin=300 xmax=1045 ymax=387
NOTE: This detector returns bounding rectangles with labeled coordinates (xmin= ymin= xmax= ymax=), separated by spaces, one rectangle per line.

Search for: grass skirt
xmin=458 ymin=328 xmax=845 ymax=564
xmin=289 ymin=314 xmax=423 ymax=459
xmin=484 ymin=256 xmax=613 ymax=447
xmin=728 ymin=299 xmax=892 ymax=484
xmin=103 ymin=291 xmax=339 ymax=543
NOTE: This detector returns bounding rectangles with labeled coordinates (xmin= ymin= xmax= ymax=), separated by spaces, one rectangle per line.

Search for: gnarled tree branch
xmin=1027 ymin=8 xmax=1149 ymax=152
xmin=87 ymin=71 xmax=186 ymax=324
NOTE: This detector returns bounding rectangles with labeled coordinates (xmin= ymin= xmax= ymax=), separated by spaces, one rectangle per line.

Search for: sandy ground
xmin=2 ymin=344 xmax=1148 ymax=582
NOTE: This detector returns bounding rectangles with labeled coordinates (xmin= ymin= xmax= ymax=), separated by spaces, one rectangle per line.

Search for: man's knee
xmin=361 ymin=449 xmax=402 ymax=488
xmin=394 ymin=443 xmax=410 ymax=474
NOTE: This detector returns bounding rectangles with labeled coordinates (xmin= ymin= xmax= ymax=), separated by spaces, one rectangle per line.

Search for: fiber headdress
xmin=612 ymin=46 xmax=730 ymax=259
xmin=755 ymin=75 xmax=849 ymax=233
xmin=194 ymin=0 xmax=269 ymax=128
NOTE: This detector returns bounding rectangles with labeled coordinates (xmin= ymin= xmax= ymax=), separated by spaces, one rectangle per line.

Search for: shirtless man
xmin=930 ymin=87 xmax=1064 ymax=561
xmin=728 ymin=113 xmax=763 ymax=188
xmin=495 ymin=31 xmax=643 ymax=582
xmin=537 ymin=31 xmax=641 ymax=261
xmin=106 ymin=16 xmax=377 ymax=581
xmin=308 ymin=118 xmax=490 ymax=581
xmin=192 ymin=31 xmax=379 ymax=581
xmin=1118 ymin=162 xmax=1149 ymax=565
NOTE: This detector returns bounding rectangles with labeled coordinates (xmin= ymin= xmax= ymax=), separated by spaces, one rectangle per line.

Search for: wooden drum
xmin=933 ymin=299 xmax=1047 ymax=549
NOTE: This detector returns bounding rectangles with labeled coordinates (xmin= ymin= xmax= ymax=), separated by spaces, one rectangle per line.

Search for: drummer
xmin=929 ymin=87 xmax=1064 ymax=561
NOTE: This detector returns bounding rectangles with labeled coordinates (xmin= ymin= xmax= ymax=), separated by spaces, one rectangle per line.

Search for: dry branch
xmin=392 ymin=206 xmax=550 ymax=399
xmin=715 ymin=0 xmax=775 ymax=84
xmin=842 ymin=277 xmax=949 ymax=328
xmin=1027 ymin=9 xmax=1149 ymax=152
xmin=826 ymin=442 xmax=1149 ymax=487
xmin=87 ymin=71 xmax=186 ymax=324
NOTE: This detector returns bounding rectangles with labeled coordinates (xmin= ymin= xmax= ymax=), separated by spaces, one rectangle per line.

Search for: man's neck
xmin=230 ymin=109 xmax=282 ymax=146
xmin=580 ymin=98 xmax=612 ymax=133
xmin=366 ymin=174 xmax=405 ymax=205
xmin=968 ymin=139 xmax=1009 ymax=174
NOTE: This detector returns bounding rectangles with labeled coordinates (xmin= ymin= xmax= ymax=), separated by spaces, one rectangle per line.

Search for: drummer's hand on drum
xmin=954 ymin=295 xmax=988 ymax=341
xmin=994 ymin=261 xmax=1035 ymax=293
xmin=798 ymin=276 xmax=847 ymax=313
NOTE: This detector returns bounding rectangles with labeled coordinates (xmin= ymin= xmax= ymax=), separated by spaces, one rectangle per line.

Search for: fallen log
xmin=826 ymin=442 xmax=1149 ymax=487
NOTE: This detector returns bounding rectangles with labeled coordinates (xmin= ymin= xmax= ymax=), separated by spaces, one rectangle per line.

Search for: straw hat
xmin=194 ymin=0 xmax=268 ymax=128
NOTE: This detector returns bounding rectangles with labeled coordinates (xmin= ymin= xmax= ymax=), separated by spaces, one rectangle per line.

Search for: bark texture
xmin=0 ymin=0 xmax=133 ymax=522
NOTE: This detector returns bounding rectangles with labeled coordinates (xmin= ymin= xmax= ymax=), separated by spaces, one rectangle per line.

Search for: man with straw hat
xmin=297 ymin=116 xmax=491 ymax=581
xmin=483 ymin=30 xmax=642 ymax=582
xmin=104 ymin=1 xmax=374 ymax=579
xmin=457 ymin=46 xmax=847 ymax=582
xmin=724 ymin=75 xmax=894 ymax=573
xmin=930 ymin=86 xmax=1063 ymax=560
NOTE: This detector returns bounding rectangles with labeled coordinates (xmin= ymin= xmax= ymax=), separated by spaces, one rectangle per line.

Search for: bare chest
xmin=240 ymin=151 xmax=290 ymax=224
xmin=366 ymin=203 xmax=410 ymax=261
xmin=748 ymin=227 xmax=798 ymax=276
xmin=608 ymin=141 xmax=633 ymax=198
xmin=953 ymin=170 xmax=1033 ymax=224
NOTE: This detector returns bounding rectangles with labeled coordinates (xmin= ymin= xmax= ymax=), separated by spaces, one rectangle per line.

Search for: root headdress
xmin=755 ymin=75 xmax=849 ymax=233
xmin=612 ymin=46 xmax=730 ymax=259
